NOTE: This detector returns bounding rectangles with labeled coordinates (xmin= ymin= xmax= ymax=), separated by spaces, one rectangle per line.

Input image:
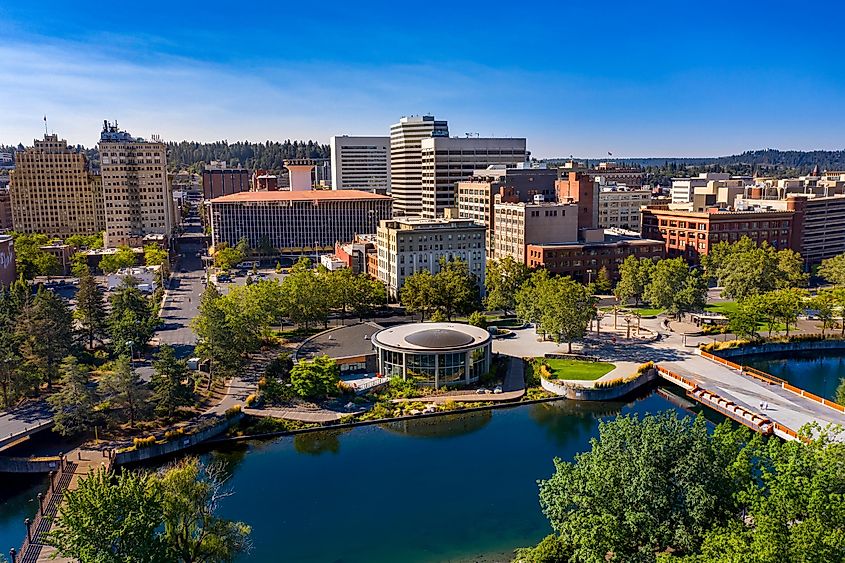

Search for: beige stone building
xmin=492 ymin=200 xmax=578 ymax=264
xmin=9 ymin=134 xmax=104 ymax=237
xmin=377 ymin=213 xmax=486 ymax=300
xmin=99 ymin=122 xmax=173 ymax=247
xmin=598 ymin=186 xmax=652 ymax=231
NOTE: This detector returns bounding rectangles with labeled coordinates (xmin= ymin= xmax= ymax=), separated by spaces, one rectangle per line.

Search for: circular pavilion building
xmin=371 ymin=322 xmax=492 ymax=388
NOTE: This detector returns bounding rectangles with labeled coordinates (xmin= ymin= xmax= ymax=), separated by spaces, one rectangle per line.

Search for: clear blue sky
xmin=1 ymin=0 xmax=843 ymax=158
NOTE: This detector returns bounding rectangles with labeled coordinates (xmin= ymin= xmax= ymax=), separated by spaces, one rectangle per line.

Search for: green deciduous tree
xmin=159 ymin=458 xmax=252 ymax=563
xmin=401 ymin=269 xmax=437 ymax=321
xmin=48 ymin=467 xmax=168 ymax=562
xmin=536 ymin=276 xmax=595 ymax=352
xmin=99 ymin=246 xmax=138 ymax=274
xmin=290 ymin=355 xmax=339 ymax=399
xmin=809 ymin=290 xmax=837 ymax=336
xmin=485 ymin=256 xmax=531 ymax=313
xmin=151 ymin=344 xmax=194 ymax=417
xmin=615 ymin=255 xmax=654 ymax=306
xmin=143 ymin=244 xmax=169 ymax=267
xmin=433 ymin=258 xmax=481 ymax=320
xmin=193 ymin=286 xmax=242 ymax=387
xmin=729 ymin=296 xmax=764 ymax=339
xmin=48 ymin=356 xmax=98 ymax=436
xmin=644 ymin=257 xmax=707 ymax=319
xmin=594 ymin=266 xmax=613 ymax=294
xmin=49 ymin=460 xmax=252 ymax=563
xmin=818 ymin=252 xmax=845 ymax=286
xmin=212 ymin=243 xmax=243 ymax=271
xmin=536 ymin=413 xmax=757 ymax=562
xmin=75 ymin=268 xmax=107 ymax=349
xmin=703 ymin=237 xmax=807 ymax=300
xmin=10 ymin=232 xmax=60 ymax=279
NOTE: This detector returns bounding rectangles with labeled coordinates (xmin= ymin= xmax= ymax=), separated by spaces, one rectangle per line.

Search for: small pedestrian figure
xmin=760 ymin=401 xmax=764 ymax=410
xmin=764 ymin=402 xmax=769 ymax=411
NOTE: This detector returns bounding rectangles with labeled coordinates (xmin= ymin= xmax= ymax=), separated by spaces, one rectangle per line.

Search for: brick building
xmin=640 ymin=206 xmax=798 ymax=261
xmin=527 ymin=229 xmax=664 ymax=283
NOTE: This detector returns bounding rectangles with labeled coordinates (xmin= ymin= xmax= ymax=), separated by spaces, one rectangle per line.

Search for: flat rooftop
xmin=211 ymin=190 xmax=390 ymax=203
xmin=373 ymin=322 xmax=491 ymax=351
xmin=297 ymin=322 xmax=384 ymax=361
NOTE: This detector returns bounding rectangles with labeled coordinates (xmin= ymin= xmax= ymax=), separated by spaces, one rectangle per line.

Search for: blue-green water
xmin=209 ymin=392 xmax=686 ymax=563
xmin=746 ymin=352 xmax=845 ymax=402
xmin=0 ymin=474 xmax=46 ymax=553
xmin=0 ymin=390 xmax=692 ymax=561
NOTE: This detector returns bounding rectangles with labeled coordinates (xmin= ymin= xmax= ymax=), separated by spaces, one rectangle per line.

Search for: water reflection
xmin=293 ymin=428 xmax=351 ymax=455
xmin=379 ymin=410 xmax=493 ymax=438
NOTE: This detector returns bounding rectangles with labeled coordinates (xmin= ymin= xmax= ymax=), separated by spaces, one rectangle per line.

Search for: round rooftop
xmin=372 ymin=322 xmax=491 ymax=351
xmin=405 ymin=328 xmax=474 ymax=348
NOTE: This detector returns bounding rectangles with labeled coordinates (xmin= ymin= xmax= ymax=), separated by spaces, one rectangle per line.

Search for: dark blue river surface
xmin=745 ymin=351 xmax=845 ymax=402
xmin=209 ymin=391 xmax=689 ymax=563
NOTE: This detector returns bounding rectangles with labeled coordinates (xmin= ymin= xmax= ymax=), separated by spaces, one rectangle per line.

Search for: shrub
xmin=336 ymin=381 xmax=355 ymax=395
xmin=636 ymin=361 xmax=654 ymax=375
xmin=163 ymin=428 xmax=185 ymax=441
xmin=133 ymin=435 xmax=157 ymax=448
xmin=225 ymin=405 xmax=242 ymax=418
xmin=468 ymin=311 xmax=488 ymax=329
xmin=244 ymin=394 xmax=257 ymax=407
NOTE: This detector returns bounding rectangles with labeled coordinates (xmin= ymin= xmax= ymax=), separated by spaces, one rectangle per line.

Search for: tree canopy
xmin=524 ymin=412 xmax=845 ymax=563
xmin=703 ymin=237 xmax=807 ymax=300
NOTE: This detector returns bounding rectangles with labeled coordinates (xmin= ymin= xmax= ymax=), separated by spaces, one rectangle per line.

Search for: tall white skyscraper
xmin=330 ymin=135 xmax=390 ymax=192
xmin=420 ymin=137 xmax=527 ymax=218
xmin=389 ymin=115 xmax=449 ymax=215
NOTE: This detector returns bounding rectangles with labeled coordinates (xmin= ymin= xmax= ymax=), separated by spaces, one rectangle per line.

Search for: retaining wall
xmin=114 ymin=414 xmax=242 ymax=465
xmin=714 ymin=339 xmax=845 ymax=359
xmin=541 ymin=369 xmax=657 ymax=401
xmin=0 ymin=456 xmax=61 ymax=473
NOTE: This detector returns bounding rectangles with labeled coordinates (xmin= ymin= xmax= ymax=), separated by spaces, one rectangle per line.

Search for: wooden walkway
xmin=14 ymin=449 xmax=113 ymax=563
xmin=657 ymin=351 xmax=845 ymax=441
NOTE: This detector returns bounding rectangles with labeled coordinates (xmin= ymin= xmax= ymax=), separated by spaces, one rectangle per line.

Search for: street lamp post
xmin=126 ymin=341 xmax=134 ymax=367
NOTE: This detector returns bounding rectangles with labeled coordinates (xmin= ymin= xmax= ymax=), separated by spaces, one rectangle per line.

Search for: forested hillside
xmin=1 ymin=139 xmax=330 ymax=173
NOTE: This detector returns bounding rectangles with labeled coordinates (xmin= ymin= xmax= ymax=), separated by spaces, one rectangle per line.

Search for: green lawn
xmin=543 ymin=358 xmax=615 ymax=381
xmin=705 ymin=301 xmax=739 ymax=315
xmin=705 ymin=301 xmax=786 ymax=334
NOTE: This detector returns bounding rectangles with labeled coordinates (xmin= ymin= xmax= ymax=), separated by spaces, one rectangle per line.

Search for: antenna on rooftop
xmin=43 ymin=115 xmax=47 ymax=136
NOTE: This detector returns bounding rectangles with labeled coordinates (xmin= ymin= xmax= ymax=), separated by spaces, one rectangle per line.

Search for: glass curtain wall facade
xmin=377 ymin=344 xmax=490 ymax=388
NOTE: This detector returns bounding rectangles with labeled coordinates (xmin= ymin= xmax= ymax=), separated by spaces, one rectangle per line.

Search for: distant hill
xmin=0 ymin=139 xmax=331 ymax=173
xmin=546 ymin=149 xmax=845 ymax=174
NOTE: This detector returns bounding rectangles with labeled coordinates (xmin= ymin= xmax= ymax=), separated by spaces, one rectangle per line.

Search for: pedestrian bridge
xmin=657 ymin=351 xmax=845 ymax=441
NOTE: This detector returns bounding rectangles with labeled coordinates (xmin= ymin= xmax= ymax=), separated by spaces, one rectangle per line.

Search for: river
xmin=5 ymin=349 xmax=840 ymax=562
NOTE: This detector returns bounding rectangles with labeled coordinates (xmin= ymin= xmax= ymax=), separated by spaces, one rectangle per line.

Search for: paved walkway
xmin=243 ymin=405 xmax=350 ymax=423
xmin=635 ymin=315 xmax=845 ymax=439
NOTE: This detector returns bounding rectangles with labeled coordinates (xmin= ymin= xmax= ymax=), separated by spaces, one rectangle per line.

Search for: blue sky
xmin=1 ymin=0 xmax=843 ymax=157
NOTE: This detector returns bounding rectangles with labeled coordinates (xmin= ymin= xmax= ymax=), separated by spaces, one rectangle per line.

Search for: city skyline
xmin=2 ymin=1 xmax=844 ymax=157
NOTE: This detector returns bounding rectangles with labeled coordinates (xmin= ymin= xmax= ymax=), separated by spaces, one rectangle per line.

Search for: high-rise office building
xmin=0 ymin=188 xmax=13 ymax=232
xmin=389 ymin=115 xmax=449 ymax=215
xmin=330 ymin=135 xmax=390 ymax=192
xmin=9 ymin=134 xmax=105 ymax=237
xmin=99 ymin=122 xmax=174 ymax=247
xmin=420 ymin=137 xmax=527 ymax=218
xmin=202 ymin=161 xmax=250 ymax=199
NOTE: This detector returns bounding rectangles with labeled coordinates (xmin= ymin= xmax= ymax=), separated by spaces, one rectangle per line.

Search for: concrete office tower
xmin=331 ymin=136 xmax=390 ymax=192
xmin=9 ymin=134 xmax=105 ymax=237
xmin=390 ymin=115 xmax=449 ymax=215
xmin=0 ymin=188 xmax=11 ymax=231
xmin=420 ymin=137 xmax=527 ymax=218
xmin=99 ymin=121 xmax=173 ymax=247
xmin=284 ymin=159 xmax=315 ymax=191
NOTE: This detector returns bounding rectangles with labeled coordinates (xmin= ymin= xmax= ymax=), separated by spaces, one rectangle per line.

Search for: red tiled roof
xmin=210 ymin=189 xmax=391 ymax=203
